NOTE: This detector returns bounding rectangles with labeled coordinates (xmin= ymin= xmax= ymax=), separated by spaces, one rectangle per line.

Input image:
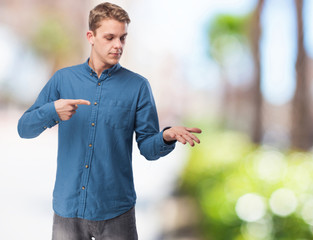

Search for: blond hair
xmin=89 ymin=2 xmax=130 ymax=34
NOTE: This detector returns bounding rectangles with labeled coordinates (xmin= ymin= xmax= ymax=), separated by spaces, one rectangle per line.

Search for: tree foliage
xmin=180 ymin=123 xmax=313 ymax=239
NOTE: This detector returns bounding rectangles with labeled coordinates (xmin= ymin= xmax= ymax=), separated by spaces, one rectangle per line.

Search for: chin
xmin=110 ymin=59 xmax=120 ymax=65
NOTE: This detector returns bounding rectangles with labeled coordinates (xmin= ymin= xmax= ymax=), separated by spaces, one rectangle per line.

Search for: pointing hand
xmin=54 ymin=99 xmax=90 ymax=121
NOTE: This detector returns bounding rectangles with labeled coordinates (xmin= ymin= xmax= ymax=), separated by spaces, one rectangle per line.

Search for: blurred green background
xmin=2 ymin=0 xmax=313 ymax=239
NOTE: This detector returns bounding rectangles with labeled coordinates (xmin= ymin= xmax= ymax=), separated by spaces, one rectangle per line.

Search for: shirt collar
xmin=83 ymin=58 xmax=121 ymax=77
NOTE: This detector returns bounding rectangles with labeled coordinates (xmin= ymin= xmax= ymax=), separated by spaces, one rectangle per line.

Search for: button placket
xmin=78 ymin=79 xmax=103 ymax=217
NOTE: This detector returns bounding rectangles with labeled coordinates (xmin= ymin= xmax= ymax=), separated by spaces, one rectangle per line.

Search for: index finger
xmin=68 ymin=99 xmax=91 ymax=106
xmin=186 ymin=128 xmax=202 ymax=134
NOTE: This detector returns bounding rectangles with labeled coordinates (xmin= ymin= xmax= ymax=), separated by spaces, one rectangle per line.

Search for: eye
xmin=106 ymin=37 xmax=113 ymax=41
xmin=120 ymin=36 xmax=127 ymax=42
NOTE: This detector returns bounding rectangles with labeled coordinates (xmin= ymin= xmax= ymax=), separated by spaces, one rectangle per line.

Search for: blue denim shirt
xmin=18 ymin=59 xmax=175 ymax=221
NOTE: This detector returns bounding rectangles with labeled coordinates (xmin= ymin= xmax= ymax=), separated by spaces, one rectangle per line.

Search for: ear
xmin=86 ymin=31 xmax=95 ymax=45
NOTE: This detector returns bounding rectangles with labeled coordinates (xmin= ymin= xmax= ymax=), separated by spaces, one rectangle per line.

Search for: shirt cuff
xmin=158 ymin=131 xmax=175 ymax=155
xmin=40 ymin=101 xmax=61 ymax=128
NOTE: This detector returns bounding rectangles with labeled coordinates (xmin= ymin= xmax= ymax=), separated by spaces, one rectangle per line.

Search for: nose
xmin=114 ymin=38 xmax=122 ymax=49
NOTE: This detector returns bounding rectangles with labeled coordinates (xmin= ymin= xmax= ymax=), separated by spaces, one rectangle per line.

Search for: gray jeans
xmin=52 ymin=207 xmax=138 ymax=240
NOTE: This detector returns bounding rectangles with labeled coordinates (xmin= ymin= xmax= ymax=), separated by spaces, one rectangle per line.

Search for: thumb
xmin=186 ymin=127 xmax=202 ymax=133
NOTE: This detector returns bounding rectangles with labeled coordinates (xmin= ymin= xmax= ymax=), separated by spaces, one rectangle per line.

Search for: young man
xmin=18 ymin=2 xmax=201 ymax=240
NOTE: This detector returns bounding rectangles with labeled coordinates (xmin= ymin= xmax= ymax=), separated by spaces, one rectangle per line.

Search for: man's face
xmin=89 ymin=19 xmax=128 ymax=69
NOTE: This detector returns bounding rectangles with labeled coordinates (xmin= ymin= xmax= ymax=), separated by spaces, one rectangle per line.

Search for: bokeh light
xmin=242 ymin=217 xmax=273 ymax=239
xmin=269 ymin=188 xmax=298 ymax=217
xmin=301 ymin=196 xmax=313 ymax=225
xmin=254 ymin=150 xmax=287 ymax=183
xmin=235 ymin=193 xmax=266 ymax=222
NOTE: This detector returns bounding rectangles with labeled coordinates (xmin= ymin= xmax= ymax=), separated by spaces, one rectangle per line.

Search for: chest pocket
xmin=104 ymin=100 xmax=131 ymax=129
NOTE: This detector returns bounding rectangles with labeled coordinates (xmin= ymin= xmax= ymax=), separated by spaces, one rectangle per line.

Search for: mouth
xmin=110 ymin=52 xmax=122 ymax=57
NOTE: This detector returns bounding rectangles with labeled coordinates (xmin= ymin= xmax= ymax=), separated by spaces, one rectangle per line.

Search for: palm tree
xmin=249 ymin=0 xmax=264 ymax=143
xmin=291 ymin=0 xmax=312 ymax=150
xmin=208 ymin=0 xmax=264 ymax=144
xmin=208 ymin=14 xmax=250 ymax=128
xmin=30 ymin=13 xmax=83 ymax=74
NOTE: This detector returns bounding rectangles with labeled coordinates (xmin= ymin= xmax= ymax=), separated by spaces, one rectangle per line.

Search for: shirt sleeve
xmin=135 ymin=80 xmax=175 ymax=160
xmin=17 ymin=72 xmax=61 ymax=139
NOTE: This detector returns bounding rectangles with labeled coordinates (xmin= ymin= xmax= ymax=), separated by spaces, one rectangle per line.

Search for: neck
xmin=88 ymin=54 xmax=112 ymax=78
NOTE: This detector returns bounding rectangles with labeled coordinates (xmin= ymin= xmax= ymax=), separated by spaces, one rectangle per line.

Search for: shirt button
xmin=43 ymin=126 xmax=47 ymax=129
xmin=98 ymin=82 xmax=101 ymax=86
xmin=55 ymin=121 xmax=59 ymax=124
xmin=94 ymin=102 xmax=97 ymax=105
xmin=85 ymin=165 xmax=89 ymax=169
xmin=82 ymin=186 xmax=85 ymax=190
xmin=91 ymin=123 xmax=95 ymax=126
xmin=90 ymin=73 xmax=92 ymax=76
xmin=89 ymin=144 xmax=92 ymax=147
